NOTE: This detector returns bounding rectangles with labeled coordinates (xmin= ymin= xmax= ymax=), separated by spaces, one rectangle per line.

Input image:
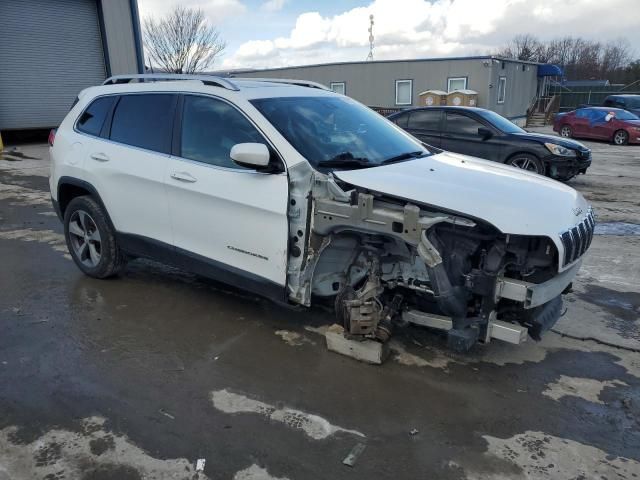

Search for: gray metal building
xmin=236 ymin=56 xmax=544 ymax=124
xmin=0 ymin=0 xmax=143 ymax=131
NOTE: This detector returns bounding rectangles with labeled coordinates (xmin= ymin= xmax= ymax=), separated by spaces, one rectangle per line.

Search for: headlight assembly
xmin=545 ymin=143 xmax=577 ymax=157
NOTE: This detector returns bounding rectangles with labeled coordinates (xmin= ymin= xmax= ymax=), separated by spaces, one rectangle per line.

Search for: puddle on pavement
xmin=594 ymin=222 xmax=640 ymax=236
xmin=576 ymin=284 xmax=640 ymax=342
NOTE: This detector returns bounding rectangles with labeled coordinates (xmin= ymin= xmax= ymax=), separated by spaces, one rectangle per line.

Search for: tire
xmin=64 ymin=196 xmax=125 ymax=278
xmin=559 ymin=125 xmax=572 ymax=138
xmin=506 ymin=153 xmax=545 ymax=175
xmin=613 ymin=129 xmax=629 ymax=145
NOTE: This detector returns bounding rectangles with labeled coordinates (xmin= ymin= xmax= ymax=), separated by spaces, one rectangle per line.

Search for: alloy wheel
xmin=510 ymin=157 xmax=540 ymax=173
xmin=68 ymin=210 xmax=102 ymax=267
xmin=614 ymin=131 xmax=628 ymax=145
xmin=560 ymin=126 xmax=571 ymax=137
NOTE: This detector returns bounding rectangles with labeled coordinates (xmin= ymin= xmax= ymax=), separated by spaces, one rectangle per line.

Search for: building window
xmin=330 ymin=82 xmax=346 ymax=95
xmin=497 ymin=76 xmax=507 ymax=104
xmin=395 ymin=79 xmax=412 ymax=105
xmin=447 ymin=77 xmax=467 ymax=92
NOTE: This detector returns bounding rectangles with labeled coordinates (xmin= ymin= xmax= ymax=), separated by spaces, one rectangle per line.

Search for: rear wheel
xmin=613 ymin=129 xmax=629 ymax=145
xmin=559 ymin=125 xmax=572 ymax=138
xmin=507 ymin=154 xmax=545 ymax=175
xmin=64 ymin=196 xmax=125 ymax=278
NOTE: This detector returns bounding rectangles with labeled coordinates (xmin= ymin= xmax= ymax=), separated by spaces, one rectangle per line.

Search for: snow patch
xmin=389 ymin=340 xmax=455 ymax=370
xmin=542 ymin=375 xmax=627 ymax=404
xmin=0 ymin=416 xmax=207 ymax=479
xmin=233 ymin=464 xmax=290 ymax=480
xmin=211 ymin=389 xmax=364 ymax=440
xmin=274 ymin=330 xmax=312 ymax=346
xmin=466 ymin=431 xmax=640 ymax=480
xmin=0 ymin=228 xmax=70 ymax=258
xmin=0 ymin=182 xmax=50 ymax=206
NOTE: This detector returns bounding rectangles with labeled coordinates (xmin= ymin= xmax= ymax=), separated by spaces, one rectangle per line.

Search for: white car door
xmin=83 ymin=93 xmax=176 ymax=247
xmin=165 ymin=94 xmax=289 ymax=296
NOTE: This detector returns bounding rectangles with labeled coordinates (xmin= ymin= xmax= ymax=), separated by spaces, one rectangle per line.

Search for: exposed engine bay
xmin=285 ymin=162 xmax=580 ymax=352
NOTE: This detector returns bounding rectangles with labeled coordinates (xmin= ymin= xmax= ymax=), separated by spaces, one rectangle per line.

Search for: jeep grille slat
xmin=560 ymin=208 xmax=595 ymax=267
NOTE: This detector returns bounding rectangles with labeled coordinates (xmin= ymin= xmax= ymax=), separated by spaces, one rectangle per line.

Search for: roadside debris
xmin=158 ymin=409 xmax=175 ymax=420
xmin=325 ymin=324 xmax=389 ymax=364
xmin=342 ymin=443 xmax=366 ymax=467
xmin=195 ymin=458 xmax=206 ymax=472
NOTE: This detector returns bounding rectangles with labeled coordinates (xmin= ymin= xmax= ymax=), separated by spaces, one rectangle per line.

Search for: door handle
xmin=170 ymin=171 xmax=197 ymax=183
xmin=90 ymin=152 xmax=109 ymax=162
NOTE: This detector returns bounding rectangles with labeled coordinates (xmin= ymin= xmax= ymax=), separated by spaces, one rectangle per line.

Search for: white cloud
xmin=261 ymin=0 xmax=288 ymax=12
xmin=137 ymin=0 xmax=246 ymax=22
xmin=222 ymin=0 xmax=639 ymax=69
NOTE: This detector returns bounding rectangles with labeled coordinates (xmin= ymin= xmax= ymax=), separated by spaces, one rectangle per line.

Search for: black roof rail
xmin=102 ymin=74 xmax=239 ymax=91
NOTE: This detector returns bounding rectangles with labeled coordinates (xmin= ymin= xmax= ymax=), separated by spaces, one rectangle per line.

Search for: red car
xmin=553 ymin=107 xmax=640 ymax=145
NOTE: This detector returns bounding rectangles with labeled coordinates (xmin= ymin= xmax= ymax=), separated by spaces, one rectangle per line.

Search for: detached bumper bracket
xmin=496 ymin=259 xmax=582 ymax=309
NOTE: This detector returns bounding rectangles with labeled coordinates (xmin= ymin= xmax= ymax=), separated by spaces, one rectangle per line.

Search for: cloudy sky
xmin=137 ymin=0 xmax=639 ymax=70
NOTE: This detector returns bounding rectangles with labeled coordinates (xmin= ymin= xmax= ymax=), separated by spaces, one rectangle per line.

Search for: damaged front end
xmin=286 ymin=163 xmax=590 ymax=352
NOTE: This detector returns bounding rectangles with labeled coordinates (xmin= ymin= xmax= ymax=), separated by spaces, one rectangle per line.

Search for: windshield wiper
xmin=381 ymin=150 xmax=428 ymax=165
xmin=317 ymin=152 xmax=372 ymax=169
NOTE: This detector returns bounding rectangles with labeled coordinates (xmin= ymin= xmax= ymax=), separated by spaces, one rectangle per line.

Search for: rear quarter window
xmin=76 ymin=96 xmax=116 ymax=137
xmin=109 ymin=94 xmax=176 ymax=154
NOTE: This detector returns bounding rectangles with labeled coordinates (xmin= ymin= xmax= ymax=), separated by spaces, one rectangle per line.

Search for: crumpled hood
xmin=334 ymin=151 xmax=591 ymax=267
xmin=512 ymin=132 xmax=589 ymax=151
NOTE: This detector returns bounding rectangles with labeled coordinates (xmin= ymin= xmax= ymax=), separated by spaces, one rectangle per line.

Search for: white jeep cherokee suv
xmin=50 ymin=74 xmax=595 ymax=351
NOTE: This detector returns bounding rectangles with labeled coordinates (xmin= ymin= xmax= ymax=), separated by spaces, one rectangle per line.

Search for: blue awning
xmin=538 ymin=64 xmax=563 ymax=77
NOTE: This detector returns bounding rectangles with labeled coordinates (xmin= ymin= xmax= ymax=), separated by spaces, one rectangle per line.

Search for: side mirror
xmin=478 ymin=127 xmax=493 ymax=140
xmin=230 ymin=143 xmax=271 ymax=169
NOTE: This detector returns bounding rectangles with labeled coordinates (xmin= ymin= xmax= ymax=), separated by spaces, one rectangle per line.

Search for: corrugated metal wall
xmin=100 ymin=0 xmax=140 ymax=75
xmin=241 ymin=59 xmax=491 ymax=109
xmin=487 ymin=60 xmax=538 ymax=120
xmin=0 ymin=0 xmax=106 ymax=130
xmin=239 ymin=58 xmax=540 ymax=120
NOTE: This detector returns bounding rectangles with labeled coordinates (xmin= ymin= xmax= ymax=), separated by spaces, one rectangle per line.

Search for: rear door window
xmin=408 ymin=110 xmax=441 ymax=130
xmin=109 ymin=94 xmax=177 ymax=154
xmin=76 ymin=96 xmax=116 ymax=137
xmin=444 ymin=112 xmax=484 ymax=135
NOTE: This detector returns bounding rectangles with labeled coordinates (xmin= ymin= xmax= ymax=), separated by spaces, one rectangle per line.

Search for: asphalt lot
xmin=0 ymin=129 xmax=639 ymax=479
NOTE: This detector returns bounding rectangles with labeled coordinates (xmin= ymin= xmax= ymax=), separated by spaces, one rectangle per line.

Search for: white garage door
xmin=0 ymin=0 xmax=106 ymax=130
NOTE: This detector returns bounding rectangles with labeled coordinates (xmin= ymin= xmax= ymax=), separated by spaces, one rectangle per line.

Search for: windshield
xmin=614 ymin=109 xmax=640 ymax=120
xmin=250 ymin=96 xmax=430 ymax=169
xmin=477 ymin=110 xmax=526 ymax=134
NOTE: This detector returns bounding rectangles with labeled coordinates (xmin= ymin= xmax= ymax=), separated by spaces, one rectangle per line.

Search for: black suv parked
xmin=603 ymin=95 xmax=640 ymax=117
xmin=388 ymin=106 xmax=591 ymax=181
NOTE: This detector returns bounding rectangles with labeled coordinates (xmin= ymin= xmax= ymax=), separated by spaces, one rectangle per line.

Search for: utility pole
xmin=366 ymin=14 xmax=374 ymax=61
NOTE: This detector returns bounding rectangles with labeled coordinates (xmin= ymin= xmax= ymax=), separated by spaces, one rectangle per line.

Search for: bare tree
xmin=496 ymin=34 xmax=543 ymax=62
xmin=143 ymin=6 xmax=226 ymax=74
xmin=496 ymin=34 xmax=637 ymax=83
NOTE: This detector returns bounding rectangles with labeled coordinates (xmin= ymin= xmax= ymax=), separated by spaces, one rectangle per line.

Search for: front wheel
xmin=613 ymin=130 xmax=629 ymax=145
xmin=559 ymin=125 xmax=573 ymax=138
xmin=507 ymin=154 xmax=545 ymax=175
xmin=64 ymin=196 xmax=125 ymax=278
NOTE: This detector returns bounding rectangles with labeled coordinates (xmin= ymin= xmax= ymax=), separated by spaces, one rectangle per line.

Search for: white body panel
xmin=334 ymin=151 xmax=590 ymax=271
xmin=84 ymin=139 xmax=173 ymax=245
xmin=164 ymin=158 xmax=289 ymax=285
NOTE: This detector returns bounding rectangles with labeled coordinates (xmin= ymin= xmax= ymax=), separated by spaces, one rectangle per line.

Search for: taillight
xmin=48 ymin=129 xmax=56 ymax=147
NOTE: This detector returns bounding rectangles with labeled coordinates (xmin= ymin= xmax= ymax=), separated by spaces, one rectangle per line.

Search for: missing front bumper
xmin=496 ymin=259 xmax=581 ymax=309
xmin=402 ymin=310 xmax=528 ymax=345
